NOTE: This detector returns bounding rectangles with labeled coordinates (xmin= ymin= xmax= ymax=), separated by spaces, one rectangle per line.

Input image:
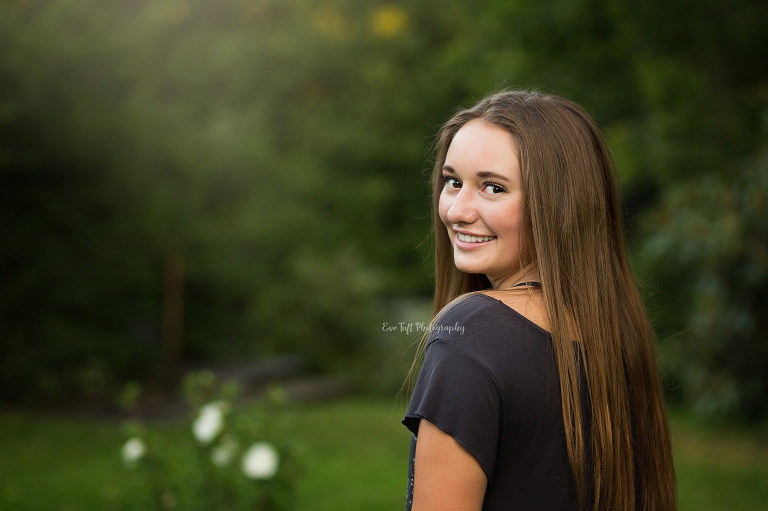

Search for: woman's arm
xmin=412 ymin=418 xmax=487 ymax=511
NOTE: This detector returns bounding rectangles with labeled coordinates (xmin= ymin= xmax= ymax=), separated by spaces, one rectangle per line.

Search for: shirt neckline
xmin=474 ymin=293 xmax=553 ymax=338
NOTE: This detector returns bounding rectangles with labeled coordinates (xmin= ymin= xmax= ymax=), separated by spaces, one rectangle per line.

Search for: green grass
xmin=670 ymin=412 xmax=768 ymax=511
xmin=0 ymin=412 xmax=128 ymax=511
xmin=292 ymin=399 xmax=408 ymax=510
xmin=0 ymin=398 xmax=410 ymax=511
xmin=0 ymin=399 xmax=766 ymax=510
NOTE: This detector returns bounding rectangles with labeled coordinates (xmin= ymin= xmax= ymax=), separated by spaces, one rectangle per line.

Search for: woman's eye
xmin=484 ymin=183 xmax=506 ymax=194
xmin=443 ymin=177 xmax=461 ymax=189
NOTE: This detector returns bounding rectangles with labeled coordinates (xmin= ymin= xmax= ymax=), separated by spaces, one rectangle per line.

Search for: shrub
xmin=118 ymin=371 xmax=303 ymax=510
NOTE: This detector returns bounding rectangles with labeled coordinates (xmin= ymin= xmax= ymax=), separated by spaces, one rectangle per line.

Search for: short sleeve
xmin=402 ymin=338 xmax=503 ymax=480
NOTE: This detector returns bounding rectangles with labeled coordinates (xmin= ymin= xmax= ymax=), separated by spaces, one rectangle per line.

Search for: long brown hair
xmin=429 ymin=90 xmax=675 ymax=510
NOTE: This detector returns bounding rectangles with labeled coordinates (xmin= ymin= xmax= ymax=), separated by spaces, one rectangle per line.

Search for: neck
xmin=489 ymin=263 xmax=540 ymax=290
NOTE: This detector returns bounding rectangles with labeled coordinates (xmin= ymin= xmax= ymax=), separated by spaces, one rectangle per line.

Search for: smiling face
xmin=438 ymin=119 xmax=524 ymax=289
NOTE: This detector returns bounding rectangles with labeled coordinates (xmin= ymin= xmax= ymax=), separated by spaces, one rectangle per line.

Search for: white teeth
xmin=457 ymin=233 xmax=495 ymax=243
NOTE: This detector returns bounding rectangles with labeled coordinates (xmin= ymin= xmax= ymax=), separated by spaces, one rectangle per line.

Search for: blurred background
xmin=1 ymin=0 xmax=766 ymax=509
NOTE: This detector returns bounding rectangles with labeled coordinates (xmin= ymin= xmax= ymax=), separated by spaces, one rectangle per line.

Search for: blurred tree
xmin=640 ymin=153 xmax=768 ymax=419
xmin=1 ymin=0 xmax=766 ymax=416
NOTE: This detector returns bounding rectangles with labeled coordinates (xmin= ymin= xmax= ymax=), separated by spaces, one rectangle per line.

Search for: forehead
xmin=445 ymin=119 xmax=519 ymax=171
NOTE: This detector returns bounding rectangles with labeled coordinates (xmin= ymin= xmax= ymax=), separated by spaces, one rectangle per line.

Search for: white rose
xmin=121 ymin=437 xmax=146 ymax=468
xmin=192 ymin=401 xmax=227 ymax=444
xmin=241 ymin=441 xmax=279 ymax=480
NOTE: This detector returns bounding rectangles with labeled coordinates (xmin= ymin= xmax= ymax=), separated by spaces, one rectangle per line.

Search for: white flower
xmin=241 ymin=441 xmax=280 ymax=480
xmin=121 ymin=437 xmax=146 ymax=468
xmin=211 ymin=435 xmax=238 ymax=467
xmin=192 ymin=401 xmax=227 ymax=444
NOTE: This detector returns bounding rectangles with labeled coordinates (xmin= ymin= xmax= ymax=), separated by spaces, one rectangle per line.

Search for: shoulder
xmin=433 ymin=292 xmax=549 ymax=337
xmin=431 ymin=293 xmax=513 ymax=341
xmin=427 ymin=293 xmax=550 ymax=359
xmin=480 ymin=289 xmax=550 ymax=333
xmin=433 ymin=293 xmax=500 ymax=328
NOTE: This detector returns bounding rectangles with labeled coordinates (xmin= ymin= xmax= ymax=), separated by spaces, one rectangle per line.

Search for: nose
xmin=445 ymin=188 xmax=478 ymax=225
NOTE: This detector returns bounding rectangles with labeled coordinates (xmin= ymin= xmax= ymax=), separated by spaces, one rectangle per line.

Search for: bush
xmin=640 ymin=153 xmax=768 ymax=420
xmin=117 ymin=372 xmax=303 ymax=510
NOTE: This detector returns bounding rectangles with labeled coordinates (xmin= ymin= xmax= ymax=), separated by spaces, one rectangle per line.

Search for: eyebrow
xmin=442 ymin=165 xmax=510 ymax=182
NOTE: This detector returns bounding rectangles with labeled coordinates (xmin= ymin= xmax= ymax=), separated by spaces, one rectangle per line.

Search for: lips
xmin=456 ymin=232 xmax=496 ymax=243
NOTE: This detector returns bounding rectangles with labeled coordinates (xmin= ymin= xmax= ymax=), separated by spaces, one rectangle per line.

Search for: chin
xmin=452 ymin=258 xmax=488 ymax=276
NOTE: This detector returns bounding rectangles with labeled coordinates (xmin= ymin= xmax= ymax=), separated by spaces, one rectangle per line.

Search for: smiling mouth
xmin=456 ymin=233 xmax=496 ymax=243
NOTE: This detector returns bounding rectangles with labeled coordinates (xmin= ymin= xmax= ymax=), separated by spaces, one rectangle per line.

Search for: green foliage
xmin=640 ymin=154 xmax=768 ymax=419
xmin=117 ymin=372 xmax=303 ymax=510
xmin=1 ymin=0 xmax=766 ymax=420
xmin=0 ymin=0 xmax=415 ymax=402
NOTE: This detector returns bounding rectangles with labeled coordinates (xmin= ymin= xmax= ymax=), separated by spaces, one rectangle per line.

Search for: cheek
xmin=437 ymin=193 xmax=451 ymax=226
xmin=490 ymin=202 xmax=522 ymax=238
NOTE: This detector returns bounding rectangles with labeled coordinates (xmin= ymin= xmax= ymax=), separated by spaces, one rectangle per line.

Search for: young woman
xmin=402 ymin=90 xmax=676 ymax=511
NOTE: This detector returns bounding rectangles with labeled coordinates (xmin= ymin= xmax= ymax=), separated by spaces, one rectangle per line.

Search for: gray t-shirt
xmin=402 ymin=293 xmax=591 ymax=510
